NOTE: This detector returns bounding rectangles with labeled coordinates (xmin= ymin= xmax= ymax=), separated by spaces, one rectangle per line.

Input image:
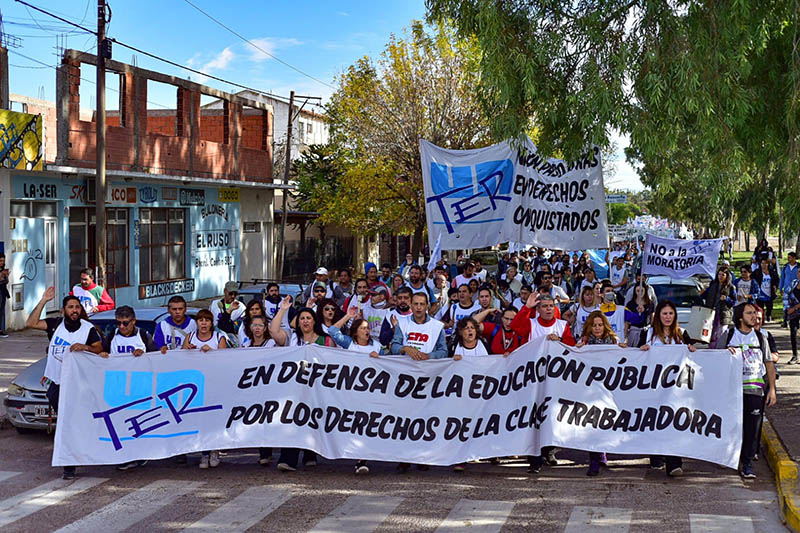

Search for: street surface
xmin=0 ymin=330 xmax=789 ymax=532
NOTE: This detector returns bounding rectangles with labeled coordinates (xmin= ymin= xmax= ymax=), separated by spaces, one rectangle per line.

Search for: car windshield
xmin=652 ymin=284 xmax=703 ymax=308
xmin=472 ymin=253 xmax=498 ymax=266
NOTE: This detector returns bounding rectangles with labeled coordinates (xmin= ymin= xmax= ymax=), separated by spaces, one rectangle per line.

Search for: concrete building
xmin=0 ymin=48 xmax=287 ymax=330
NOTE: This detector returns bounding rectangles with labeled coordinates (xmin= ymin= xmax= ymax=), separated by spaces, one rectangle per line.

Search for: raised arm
xmin=269 ymin=296 xmax=292 ymax=346
xmin=26 ymin=286 xmax=55 ymax=330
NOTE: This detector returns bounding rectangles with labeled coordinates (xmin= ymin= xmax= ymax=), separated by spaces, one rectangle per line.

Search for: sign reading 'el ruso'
xmin=420 ymin=137 xmax=609 ymax=251
xmin=53 ymin=338 xmax=742 ymax=469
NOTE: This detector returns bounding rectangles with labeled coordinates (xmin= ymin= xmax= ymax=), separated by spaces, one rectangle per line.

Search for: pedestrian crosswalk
xmin=0 ymin=470 xmax=776 ymax=532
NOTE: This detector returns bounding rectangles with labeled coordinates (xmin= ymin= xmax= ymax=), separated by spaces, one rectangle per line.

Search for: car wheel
xmin=15 ymin=426 xmax=35 ymax=435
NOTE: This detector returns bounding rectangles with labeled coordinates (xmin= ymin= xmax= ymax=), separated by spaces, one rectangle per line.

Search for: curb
xmin=762 ymin=417 xmax=800 ymax=532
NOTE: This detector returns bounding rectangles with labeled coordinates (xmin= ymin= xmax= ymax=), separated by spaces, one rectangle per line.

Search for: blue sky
xmin=3 ymin=0 xmax=642 ymax=190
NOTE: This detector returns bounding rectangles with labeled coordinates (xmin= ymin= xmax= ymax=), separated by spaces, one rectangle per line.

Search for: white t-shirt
xmin=611 ymin=265 xmax=628 ymax=287
xmin=44 ymin=319 xmax=95 ymax=384
xmin=453 ymin=273 xmax=475 ymax=288
xmin=245 ymin=338 xmax=278 ymax=348
xmin=454 ymin=342 xmax=489 ymax=357
xmin=727 ymin=329 xmax=767 ymax=388
xmin=448 ymin=301 xmax=481 ymax=324
xmin=473 ymin=269 xmax=487 ymax=282
xmin=759 ymin=273 xmax=772 ymax=300
xmin=109 ymin=329 xmax=148 ymax=356
xmin=645 ymin=327 xmax=686 ymax=346
xmin=187 ymin=331 xmax=226 ymax=350
xmin=571 ymin=304 xmax=599 ymax=338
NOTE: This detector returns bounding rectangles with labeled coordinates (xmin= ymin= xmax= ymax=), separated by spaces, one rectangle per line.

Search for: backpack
xmin=488 ymin=323 xmax=523 ymax=354
xmin=216 ymin=300 xmax=240 ymax=335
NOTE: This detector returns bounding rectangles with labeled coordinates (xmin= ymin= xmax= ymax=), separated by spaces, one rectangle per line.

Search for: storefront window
xmin=139 ymin=208 xmax=186 ymax=283
xmin=68 ymin=207 xmax=130 ymax=288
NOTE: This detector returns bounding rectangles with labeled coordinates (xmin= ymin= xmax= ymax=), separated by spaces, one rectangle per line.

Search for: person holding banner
xmin=99 ymin=306 xmax=158 ymax=359
xmin=714 ymin=302 xmax=777 ymax=479
xmin=391 ymin=292 xmax=448 ymax=361
xmin=638 ymin=300 xmax=695 ymax=477
xmin=27 ymin=287 xmax=103 ymax=480
xmin=329 ymin=306 xmax=384 ymax=357
xmin=701 ymin=268 xmax=735 ymax=344
xmin=155 ymin=296 xmax=197 ymax=353
xmin=474 ymin=307 xmax=524 ymax=356
xmin=182 ymin=309 xmax=228 ymax=469
xmin=241 ymin=315 xmax=278 ymax=467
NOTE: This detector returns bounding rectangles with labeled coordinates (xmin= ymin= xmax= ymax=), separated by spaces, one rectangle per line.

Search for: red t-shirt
xmin=481 ymin=321 xmax=525 ymax=355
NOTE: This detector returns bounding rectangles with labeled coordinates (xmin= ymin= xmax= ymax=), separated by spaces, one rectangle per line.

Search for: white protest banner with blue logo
xmin=641 ymin=234 xmax=725 ymax=278
xmin=54 ymin=339 xmax=740 ymax=469
xmin=421 ymin=137 xmax=609 ymax=252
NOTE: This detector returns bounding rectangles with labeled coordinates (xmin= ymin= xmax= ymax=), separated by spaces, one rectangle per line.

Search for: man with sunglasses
xmin=98 ymin=306 xmax=159 ymax=471
xmin=210 ymin=281 xmax=245 ymax=336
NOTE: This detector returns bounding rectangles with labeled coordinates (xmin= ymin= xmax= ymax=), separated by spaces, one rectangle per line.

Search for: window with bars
xmin=138 ymin=208 xmax=186 ymax=283
xmin=67 ymin=207 xmax=130 ymax=288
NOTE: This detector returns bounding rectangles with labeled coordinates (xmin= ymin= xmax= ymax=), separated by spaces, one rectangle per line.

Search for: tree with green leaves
xmin=427 ymin=1 xmax=800 ymax=250
xmin=325 ymin=20 xmax=495 ymax=256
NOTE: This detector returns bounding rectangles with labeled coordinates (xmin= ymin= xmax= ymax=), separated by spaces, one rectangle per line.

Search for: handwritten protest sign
xmin=641 ymin=234 xmax=724 ymax=278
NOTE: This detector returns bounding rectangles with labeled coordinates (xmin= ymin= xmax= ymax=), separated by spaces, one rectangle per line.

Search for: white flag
xmin=427 ymin=233 xmax=442 ymax=272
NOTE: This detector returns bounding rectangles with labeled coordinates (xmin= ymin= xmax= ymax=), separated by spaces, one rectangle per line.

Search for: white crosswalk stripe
xmin=435 ymin=499 xmax=515 ymax=533
xmin=0 ymin=476 xmax=108 ymax=528
xmin=0 ymin=472 xmax=21 ymax=483
xmin=309 ymin=494 xmax=404 ymax=533
xmin=689 ymin=514 xmax=755 ymax=533
xmin=564 ymin=506 xmax=633 ymax=532
xmin=54 ymin=479 xmax=204 ymax=533
xmin=183 ymin=486 xmax=291 ymax=532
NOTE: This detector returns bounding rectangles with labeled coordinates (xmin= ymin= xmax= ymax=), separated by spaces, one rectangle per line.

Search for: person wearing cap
xmin=361 ymin=284 xmax=390 ymax=342
xmin=364 ymin=261 xmax=390 ymax=294
xmin=300 ymin=266 xmax=338 ymax=304
xmin=209 ymin=281 xmax=245 ymax=336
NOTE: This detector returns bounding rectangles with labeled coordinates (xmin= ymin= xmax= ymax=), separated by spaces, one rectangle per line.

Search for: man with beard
xmin=379 ymin=263 xmax=394 ymax=285
xmin=475 ymin=306 xmax=524 ymax=356
xmin=27 ymin=286 xmax=103 ymax=479
xmin=332 ymin=268 xmax=354 ymax=305
xmin=406 ymin=264 xmax=435 ymax=301
xmin=361 ymin=285 xmax=390 ymax=342
xmin=70 ymin=268 xmax=115 ymax=315
xmin=452 ymin=261 xmax=476 ymax=289
xmin=477 ymin=286 xmax=503 ymax=325
xmin=379 ymin=286 xmax=414 ymax=346
xmin=263 ymin=282 xmax=296 ymax=329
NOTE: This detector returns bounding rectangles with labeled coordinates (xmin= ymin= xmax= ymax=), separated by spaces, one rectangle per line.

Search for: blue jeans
xmin=0 ymin=295 xmax=6 ymax=331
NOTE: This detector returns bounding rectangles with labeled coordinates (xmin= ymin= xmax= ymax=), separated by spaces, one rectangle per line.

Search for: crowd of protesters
xmin=27 ymin=239 xmax=794 ymax=481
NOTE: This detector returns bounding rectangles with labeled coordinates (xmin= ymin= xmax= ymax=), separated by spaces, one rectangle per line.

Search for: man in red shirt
xmin=510 ymin=293 xmax=575 ymax=346
xmin=474 ymin=307 xmax=524 ymax=356
xmin=508 ymin=293 xmax=575 ymax=474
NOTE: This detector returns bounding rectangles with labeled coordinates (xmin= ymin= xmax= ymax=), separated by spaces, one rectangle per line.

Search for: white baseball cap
xmin=315 ymin=267 xmax=329 ymax=275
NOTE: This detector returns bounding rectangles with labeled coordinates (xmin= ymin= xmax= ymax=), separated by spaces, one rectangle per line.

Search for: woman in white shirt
xmin=328 ymin=307 xmax=385 ymax=357
xmin=182 ymin=309 xmax=226 ymax=469
xmin=243 ymin=315 xmax=278 ymax=467
xmin=238 ymin=299 xmax=267 ymax=347
xmin=564 ymin=285 xmax=600 ymax=336
xmin=638 ymin=300 xmax=695 ymax=478
xmin=452 ymin=317 xmax=489 ymax=358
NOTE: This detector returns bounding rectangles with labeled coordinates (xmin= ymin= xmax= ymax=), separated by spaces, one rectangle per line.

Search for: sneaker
xmin=754 ymin=453 xmax=759 ymax=461
xmin=277 ymin=462 xmax=296 ymax=472
xmin=0 ymin=331 xmax=8 ymax=338
xmin=649 ymin=458 xmax=665 ymax=470
xmin=741 ymin=464 xmax=756 ymax=479
xmin=199 ymin=455 xmax=209 ymax=469
xmin=62 ymin=467 xmax=76 ymax=480
xmin=258 ymin=457 xmax=271 ymax=466
xmin=209 ymin=451 xmax=220 ymax=468
xmin=117 ymin=460 xmax=148 ymax=471
xmin=599 ymin=453 xmax=608 ymax=466
xmin=453 ymin=463 xmax=466 ymax=472
xmin=587 ymin=460 xmax=601 ymax=476
xmin=397 ymin=462 xmax=410 ymax=473
xmin=527 ymin=464 xmax=541 ymax=474
xmin=667 ymin=466 xmax=683 ymax=477
xmin=303 ymin=460 xmax=317 ymax=467
xmin=545 ymin=449 xmax=559 ymax=466
xmin=355 ymin=461 xmax=369 ymax=475
xmin=788 ymin=357 xmax=799 ymax=365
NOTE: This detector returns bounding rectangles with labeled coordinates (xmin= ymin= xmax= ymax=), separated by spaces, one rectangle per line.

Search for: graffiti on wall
xmin=0 ymin=110 xmax=43 ymax=171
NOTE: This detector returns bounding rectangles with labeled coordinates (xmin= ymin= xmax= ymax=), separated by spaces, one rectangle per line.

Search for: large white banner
xmin=642 ymin=234 xmax=725 ymax=278
xmin=53 ymin=339 xmax=742 ymax=469
xmin=421 ymin=137 xmax=609 ymax=252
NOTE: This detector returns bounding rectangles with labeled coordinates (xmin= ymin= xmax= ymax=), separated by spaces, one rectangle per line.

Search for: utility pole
xmin=276 ymin=90 xmax=294 ymax=279
xmin=95 ymin=0 xmax=107 ymax=285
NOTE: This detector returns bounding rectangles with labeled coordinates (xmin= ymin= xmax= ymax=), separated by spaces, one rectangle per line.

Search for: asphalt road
xmin=0 ymin=331 xmax=789 ymax=532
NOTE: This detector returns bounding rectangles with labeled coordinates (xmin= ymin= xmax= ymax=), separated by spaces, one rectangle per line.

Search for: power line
xmin=181 ymin=0 xmax=335 ymax=90
xmin=14 ymin=0 xmax=313 ymax=106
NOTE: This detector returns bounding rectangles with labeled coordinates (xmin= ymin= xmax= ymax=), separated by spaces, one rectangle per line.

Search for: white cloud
xmin=337 ymin=11 xmax=350 ymax=16
xmin=247 ymin=37 xmax=303 ymax=63
xmin=202 ymin=46 xmax=236 ymax=72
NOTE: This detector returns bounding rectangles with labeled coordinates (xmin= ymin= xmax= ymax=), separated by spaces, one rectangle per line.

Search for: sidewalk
xmin=762 ymin=321 xmax=800 ymax=462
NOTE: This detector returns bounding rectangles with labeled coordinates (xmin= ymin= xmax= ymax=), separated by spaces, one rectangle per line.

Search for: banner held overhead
xmin=421 ymin=137 xmax=609 ymax=252
xmin=641 ymin=234 xmax=725 ymax=278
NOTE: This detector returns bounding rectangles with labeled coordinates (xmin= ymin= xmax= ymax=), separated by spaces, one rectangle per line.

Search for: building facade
xmin=0 ymin=48 xmax=282 ymax=329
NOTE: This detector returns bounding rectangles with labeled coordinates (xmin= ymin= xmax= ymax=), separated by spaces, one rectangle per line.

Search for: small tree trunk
xmin=795 ymin=226 xmax=800 ymax=255
xmin=745 ymin=232 xmax=751 ymax=251
xmin=412 ymin=222 xmax=424 ymax=262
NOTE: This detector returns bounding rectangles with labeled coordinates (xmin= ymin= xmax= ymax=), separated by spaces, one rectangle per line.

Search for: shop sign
xmin=218 ymin=187 xmax=240 ymax=202
xmin=162 ymin=187 xmax=177 ymax=201
xmin=140 ymin=186 xmax=158 ymax=204
xmin=138 ymin=278 xmax=195 ymax=299
xmin=180 ymin=188 xmax=205 ymax=206
xmin=21 ymin=182 xmax=57 ymax=199
xmin=107 ymin=185 xmax=137 ymax=204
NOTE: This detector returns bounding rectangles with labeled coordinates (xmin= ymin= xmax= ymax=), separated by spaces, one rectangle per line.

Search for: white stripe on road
xmin=564 ymin=506 xmax=632 ymax=532
xmin=184 ymin=486 xmax=291 ymax=531
xmin=689 ymin=514 xmax=755 ymax=533
xmin=55 ymin=479 xmax=203 ymax=533
xmin=310 ymin=495 xmax=403 ymax=533
xmin=435 ymin=499 xmax=515 ymax=533
xmin=0 ymin=472 xmax=21 ymax=483
xmin=0 ymin=476 xmax=107 ymax=528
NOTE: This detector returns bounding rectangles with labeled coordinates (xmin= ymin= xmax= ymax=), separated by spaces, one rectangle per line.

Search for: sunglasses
xmin=323 ymin=306 xmax=336 ymax=312
xmin=116 ymin=320 xmax=131 ymax=327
